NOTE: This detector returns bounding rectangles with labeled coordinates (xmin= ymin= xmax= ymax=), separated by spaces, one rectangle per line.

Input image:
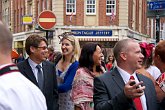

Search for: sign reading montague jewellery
xmin=71 ymin=30 xmax=112 ymax=36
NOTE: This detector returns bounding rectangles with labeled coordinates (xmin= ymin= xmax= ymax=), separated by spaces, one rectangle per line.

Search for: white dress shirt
xmin=116 ymin=66 xmax=147 ymax=110
xmin=146 ymin=65 xmax=161 ymax=80
xmin=0 ymin=63 xmax=47 ymax=110
xmin=28 ymin=58 xmax=43 ymax=82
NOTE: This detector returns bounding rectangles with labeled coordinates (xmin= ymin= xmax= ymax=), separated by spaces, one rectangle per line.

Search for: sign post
xmin=38 ymin=10 xmax=56 ymax=40
xmin=156 ymin=15 xmax=160 ymax=43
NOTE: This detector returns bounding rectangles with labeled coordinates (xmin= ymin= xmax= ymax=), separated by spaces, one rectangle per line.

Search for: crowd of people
xmin=1 ymin=20 xmax=165 ymax=110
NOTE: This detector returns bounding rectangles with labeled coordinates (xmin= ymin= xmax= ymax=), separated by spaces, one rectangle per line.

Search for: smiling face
xmin=61 ymin=39 xmax=74 ymax=56
xmin=31 ymin=41 xmax=48 ymax=62
xmin=93 ymin=45 xmax=103 ymax=66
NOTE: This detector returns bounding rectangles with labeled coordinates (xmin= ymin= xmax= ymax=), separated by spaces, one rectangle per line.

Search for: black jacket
xmin=17 ymin=59 xmax=59 ymax=110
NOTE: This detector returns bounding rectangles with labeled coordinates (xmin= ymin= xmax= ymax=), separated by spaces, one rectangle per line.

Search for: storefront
xmin=53 ymin=26 xmax=152 ymax=62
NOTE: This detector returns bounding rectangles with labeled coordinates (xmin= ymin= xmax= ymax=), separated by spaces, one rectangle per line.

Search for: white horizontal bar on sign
xmin=39 ymin=18 xmax=56 ymax=22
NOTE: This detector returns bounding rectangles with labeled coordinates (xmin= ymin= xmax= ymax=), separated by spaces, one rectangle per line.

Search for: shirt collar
xmin=116 ymin=66 xmax=136 ymax=84
xmin=28 ymin=58 xmax=42 ymax=69
xmin=0 ymin=63 xmax=15 ymax=69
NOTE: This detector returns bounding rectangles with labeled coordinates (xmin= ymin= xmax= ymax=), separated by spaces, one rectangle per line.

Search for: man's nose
xmin=140 ymin=53 xmax=144 ymax=59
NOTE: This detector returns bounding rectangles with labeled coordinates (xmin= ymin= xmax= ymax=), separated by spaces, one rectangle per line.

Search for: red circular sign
xmin=38 ymin=10 xmax=56 ymax=30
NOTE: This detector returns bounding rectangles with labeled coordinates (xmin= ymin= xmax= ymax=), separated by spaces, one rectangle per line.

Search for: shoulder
xmin=17 ymin=59 xmax=27 ymax=68
xmin=75 ymin=67 xmax=92 ymax=80
xmin=137 ymin=73 xmax=154 ymax=85
xmin=43 ymin=60 xmax=54 ymax=66
xmin=151 ymin=66 xmax=161 ymax=73
xmin=72 ymin=61 xmax=79 ymax=66
xmin=75 ymin=68 xmax=85 ymax=76
xmin=95 ymin=71 xmax=112 ymax=81
xmin=0 ymin=72 xmax=46 ymax=109
xmin=94 ymin=68 xmax=118 ymax=85
xmin=76 ymin=67 xmax=87 ymax=75
xmin=76 ymin=67 xmax=94 ymax=76
xmin=137 ymin=73 xmax=150 ymax=80
xmin=69 ymin=61 xmax=79 ymax=69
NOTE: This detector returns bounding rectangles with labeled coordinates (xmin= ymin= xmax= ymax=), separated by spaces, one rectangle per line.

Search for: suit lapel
xmin=112 ymin=68 xmax=125 ymax=90
xmin=23 ymin=59 xmax=38 ymax=85
xmin=136 ymin=74 xmax=151 ymax=109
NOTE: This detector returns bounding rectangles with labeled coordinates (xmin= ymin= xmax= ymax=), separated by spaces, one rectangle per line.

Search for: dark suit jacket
xmin=17 ymin=59 xmax=59 ymax=110
xmin=94 ymin=68 xmax=158 ymax=110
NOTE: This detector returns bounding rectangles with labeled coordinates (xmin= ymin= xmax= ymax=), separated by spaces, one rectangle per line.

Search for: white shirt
xmin=0 ymin=64 xmax=47 ymax=110
xmin=146 ymin=65 xmax=161 ymax=80
xmin=116 ymin=66 xmax=147 ymax=110
xmin=28 ymin=58 xmax=43 ymax=82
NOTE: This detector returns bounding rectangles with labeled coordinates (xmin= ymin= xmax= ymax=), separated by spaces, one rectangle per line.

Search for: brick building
xmin=10 ymin=0 xmax=52 ymax=54
xmin=53 ymin=0 xmax=155 ymax=57
xmin=1 ymin=0 xmax=165 ymax=58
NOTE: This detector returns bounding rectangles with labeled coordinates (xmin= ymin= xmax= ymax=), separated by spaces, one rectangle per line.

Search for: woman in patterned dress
xmin=71 ymin=42 xmax=104 ymax=110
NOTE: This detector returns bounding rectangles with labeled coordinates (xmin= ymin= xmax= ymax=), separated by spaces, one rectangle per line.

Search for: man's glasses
xmin=36 ymin=46 xmax=48 ymax=50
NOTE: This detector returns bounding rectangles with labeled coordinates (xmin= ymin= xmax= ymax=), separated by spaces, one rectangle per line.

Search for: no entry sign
xmin=38 ymin=10 xmax=56 ymax=30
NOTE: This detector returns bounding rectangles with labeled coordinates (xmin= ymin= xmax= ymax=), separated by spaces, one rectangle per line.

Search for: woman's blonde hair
xmin=58 ymin=32 xmax=80 ymax=63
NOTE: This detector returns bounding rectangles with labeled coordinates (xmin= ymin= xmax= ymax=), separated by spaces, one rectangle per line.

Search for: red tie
xmin=130 ymin=76 xmax=143 ymax=110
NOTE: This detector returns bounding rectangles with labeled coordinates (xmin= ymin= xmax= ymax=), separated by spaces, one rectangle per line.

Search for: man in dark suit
xmin=17 ymin=34 xmax=58 ymax=110
xmin=94 ymin=39 xmax=158 ymax=110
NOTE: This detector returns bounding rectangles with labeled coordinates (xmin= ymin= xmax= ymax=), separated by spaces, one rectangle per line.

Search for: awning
xmin=77 ymin=37 xmax=119 ymax=41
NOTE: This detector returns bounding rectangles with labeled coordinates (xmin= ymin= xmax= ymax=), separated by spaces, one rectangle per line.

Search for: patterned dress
xmin=56 ymin=61 xmax=79 ymax=110
xmin=71 ymin=67 xmax=97 ymax=110
xmin=58 ymin=90 xmax=74 ymax=110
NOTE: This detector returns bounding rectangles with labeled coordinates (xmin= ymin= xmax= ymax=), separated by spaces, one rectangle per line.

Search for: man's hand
xmin=124 ymin=80 xmax=145 ymax=99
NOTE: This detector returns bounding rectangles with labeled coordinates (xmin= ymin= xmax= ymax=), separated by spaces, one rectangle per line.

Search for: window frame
xmin=66 ymin=0 xmax=76 ymax=15
xmin=86 ymin=0 xmax=96 ymax=15
xmin=106 ymin=0 xmax=116 ymax=15
xmin=27 ymin=1 xmax=33 ymax=15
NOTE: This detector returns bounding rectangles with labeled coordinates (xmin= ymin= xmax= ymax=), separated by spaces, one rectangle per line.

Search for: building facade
xmin=0 ymin=0 xmax=164 ymax=58
xmin=0 ymin=0 xmax=11 ymax=29
xmin=10 ymin=0 xmax=52 ymax=54
xmin=53 ymin=0 xmax=155 ymax=56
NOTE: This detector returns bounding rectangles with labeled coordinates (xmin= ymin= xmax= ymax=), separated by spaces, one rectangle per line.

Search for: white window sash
xmin=106 ymin=0 xmax=116 ymax=15
xmin=86 ymin=0 xmax=96 ymax=15
xmin=66 ymin=0 xmax=76 ymax=15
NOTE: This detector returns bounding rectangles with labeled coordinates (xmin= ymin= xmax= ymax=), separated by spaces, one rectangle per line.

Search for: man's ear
xmin=120 ymin=52 xmax=127 ymax=61
xmin=30 ymin=46 xmax=36 ymax=53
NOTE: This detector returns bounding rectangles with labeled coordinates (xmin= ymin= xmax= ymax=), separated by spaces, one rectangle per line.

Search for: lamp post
xmin=156 ymin=15 xmax=160 ymax=43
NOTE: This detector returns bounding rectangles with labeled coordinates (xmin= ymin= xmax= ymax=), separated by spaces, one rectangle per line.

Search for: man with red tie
xmin=94 ymin=39 xmax=159 ymax=110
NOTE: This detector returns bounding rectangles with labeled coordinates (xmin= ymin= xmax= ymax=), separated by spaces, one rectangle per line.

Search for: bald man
xmin=0 ymin=21 xmax=47 ymax=110
xmin=94 ymin=39 xmax=158 ymax=110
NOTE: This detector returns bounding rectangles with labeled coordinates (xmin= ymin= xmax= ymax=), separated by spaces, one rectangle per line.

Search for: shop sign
xmin=23 ymin=15 xmax=33 ymax=25
xmin=13 ymin=35 xmax=27 ymax=41
xmin=71 ymin=30 xmax=112 ymax=36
